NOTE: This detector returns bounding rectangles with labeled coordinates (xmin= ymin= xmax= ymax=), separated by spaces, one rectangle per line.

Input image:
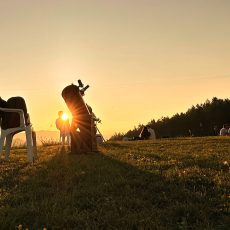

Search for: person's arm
xmin=56 ymin=119 xmax=61 ymax=130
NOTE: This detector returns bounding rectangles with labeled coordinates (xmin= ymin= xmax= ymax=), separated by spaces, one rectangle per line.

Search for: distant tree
xmin=110 ymin=97 xmax=230 ymax=139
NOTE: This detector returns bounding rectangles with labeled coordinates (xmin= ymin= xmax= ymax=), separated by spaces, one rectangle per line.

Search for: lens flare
xmin=62 ymin=113 xmax=69 ymax=120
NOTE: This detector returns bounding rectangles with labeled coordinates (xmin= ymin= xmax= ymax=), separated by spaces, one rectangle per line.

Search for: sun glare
xmin=62 ymin=113 xmax=69 ymax=120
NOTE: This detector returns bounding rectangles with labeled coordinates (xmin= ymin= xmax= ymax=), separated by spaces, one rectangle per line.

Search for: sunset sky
xmin=1 ymin=0 xmax=230 ymax=138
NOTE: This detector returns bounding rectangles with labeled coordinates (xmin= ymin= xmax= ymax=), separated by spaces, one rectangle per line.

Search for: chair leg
xmin=32 ymin=130 xmax=38 ymax=158
xmin=5 ymin=134 xmax=13 ymax=160
xmin=25 ymin=126 xmax=34 ymax=163
xmin=0 ymin=130 xmax=6 ymax=157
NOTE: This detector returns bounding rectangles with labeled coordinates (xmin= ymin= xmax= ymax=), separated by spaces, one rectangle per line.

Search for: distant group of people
xmin=123 ymin=125 xmax=156 ymax=141
xmin=139 ymin=125 xmax=156 ymax=140
xmin=219 ymin=124 xmax=230 ymax=136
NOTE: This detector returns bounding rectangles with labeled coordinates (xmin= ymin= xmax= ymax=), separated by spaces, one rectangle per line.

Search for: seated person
xmin=0 ymin=97 xmax=31 ymax=130
xmin=228 ymin=127 xmax=230 ymax=136
xmin=147 ymin=125 xmax=156 ymax=140
xmin=0 ymin=96 xmax=37 ymax=159
xmin=219 ymin=125 xmax=228 ymax=136
xmin=139 ymin=126 xmax=150 ymax=140
xmin=0 ymin=97 xmax=7 ymax=126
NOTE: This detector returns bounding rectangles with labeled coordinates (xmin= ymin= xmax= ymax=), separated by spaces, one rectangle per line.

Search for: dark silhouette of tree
xmin=110 ymin=97 xmax=230 ymax=140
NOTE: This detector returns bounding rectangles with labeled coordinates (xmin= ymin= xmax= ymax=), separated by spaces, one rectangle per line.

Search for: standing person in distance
xmin=55 ymin=111 xmax=70 ymax=145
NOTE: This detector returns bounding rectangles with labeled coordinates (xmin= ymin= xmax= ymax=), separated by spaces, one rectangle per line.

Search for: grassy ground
xmin=0 ymin=137 xmax=229 ymax=229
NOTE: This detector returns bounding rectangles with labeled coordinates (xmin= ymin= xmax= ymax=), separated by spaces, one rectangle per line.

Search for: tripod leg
xmin=96 ymin=127 xmax=106 ymax=142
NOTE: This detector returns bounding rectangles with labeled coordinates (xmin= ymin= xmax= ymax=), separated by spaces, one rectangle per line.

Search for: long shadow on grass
xmin=0 ymin=146 xmax=229 ymax=230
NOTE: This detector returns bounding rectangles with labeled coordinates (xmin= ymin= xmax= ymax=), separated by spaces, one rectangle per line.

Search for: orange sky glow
xmin=1 ymin=0 xmax=230 ymax=139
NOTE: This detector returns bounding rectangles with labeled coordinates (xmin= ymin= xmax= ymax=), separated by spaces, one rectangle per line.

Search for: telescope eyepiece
xmin=83 ymin=85 xmax=89 ymax=92
xmin=78 ymin=79 xmax=84 ymax=88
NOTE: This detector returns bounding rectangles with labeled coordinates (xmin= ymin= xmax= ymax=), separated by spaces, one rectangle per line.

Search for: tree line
xmin=109 ymin=97 xmax=230 ymax=140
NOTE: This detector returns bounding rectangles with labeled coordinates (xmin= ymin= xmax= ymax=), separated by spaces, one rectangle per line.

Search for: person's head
xmin=58 ymin=111 xmax=63 ymax=117
xmin=0 ymin=97 xmax=7 ymax=107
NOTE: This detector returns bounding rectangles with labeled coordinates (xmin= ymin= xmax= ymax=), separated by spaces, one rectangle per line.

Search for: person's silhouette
xmin=139 ymin=126 xmax=150 ymax=140
xmin=55 ymin=111 xmax=70 ymax=145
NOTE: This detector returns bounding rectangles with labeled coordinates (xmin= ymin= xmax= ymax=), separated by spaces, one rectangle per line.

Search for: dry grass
xmin=0 ymin=137 xmax=229 ymax=229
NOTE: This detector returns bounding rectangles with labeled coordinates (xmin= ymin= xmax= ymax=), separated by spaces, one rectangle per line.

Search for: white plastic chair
xmin=0 ymin=108 xmax=37 ymax=163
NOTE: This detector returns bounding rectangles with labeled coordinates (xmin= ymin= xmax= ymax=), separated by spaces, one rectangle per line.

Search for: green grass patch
xmin=0 ymin=137 xmax=229 ymax=229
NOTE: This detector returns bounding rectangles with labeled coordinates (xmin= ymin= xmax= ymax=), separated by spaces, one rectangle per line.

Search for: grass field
xmin=0 ymin=137 xmax=229 ymax=229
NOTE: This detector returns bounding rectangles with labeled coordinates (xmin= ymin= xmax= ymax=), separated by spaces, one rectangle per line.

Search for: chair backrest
xmin=0 ymin=97 xmax=28 ymax=130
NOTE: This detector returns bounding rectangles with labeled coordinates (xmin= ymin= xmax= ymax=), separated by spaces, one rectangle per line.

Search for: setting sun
xmin=61 ymin=113 xmax=69 ymax=121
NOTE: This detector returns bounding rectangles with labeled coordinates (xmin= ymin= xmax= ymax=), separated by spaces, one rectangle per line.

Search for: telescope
xmin=76 ymin=79 xmax=90 ymax=96
xmin=77 ymin=79 xmax=84 ymax=88
xmin=62 ymin=80 xmax=97 ymax=153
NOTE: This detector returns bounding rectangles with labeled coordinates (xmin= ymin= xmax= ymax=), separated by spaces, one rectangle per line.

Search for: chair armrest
xmin=0 ymin=107 xmax=26 ymax=128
